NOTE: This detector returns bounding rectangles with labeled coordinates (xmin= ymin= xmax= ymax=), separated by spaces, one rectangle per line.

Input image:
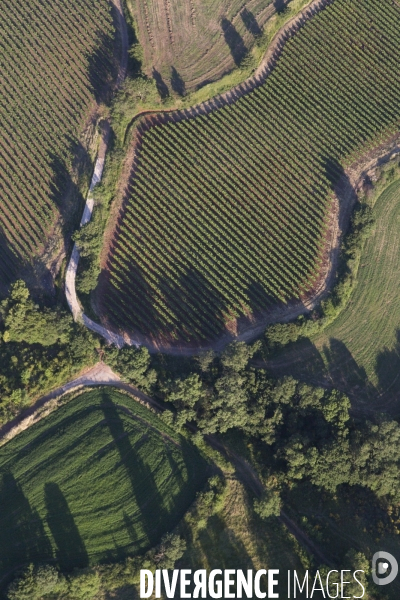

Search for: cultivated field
xmin=0 ymin=0 xmax=117 ymax=291
xmin=100 ymin=0 xmax=400 ymax=347
xmin=128 ymin=0 xmax=276 ymax=93
xmin=268 ymin=177 xmax=400 ymax=412
xmin=0 ymin=388 xmax=208 ymax=576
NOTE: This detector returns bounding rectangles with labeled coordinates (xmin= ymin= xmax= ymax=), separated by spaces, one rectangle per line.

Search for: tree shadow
xmin=97 ymin=254 xmax=167 ymax=339
xmin=375 ymin=329 xmax=400 ymax=408
xmin=323 ymin=338 xmax=376 ymax=399
xmin=0 ymin=473 xmax=53 ymax=576
xmin=45 ymin=482 xmax=88 ymax=571
xmin=158 ymin=268 xmax=230 ymax=343
xmin=152 ymin=67 xmax=170 ymax=99
xmin=240 ymin=8 xmax=262 ymax=37
xmin=100 ymin=394 xmax=168 ymax=546
xmin=322 ymin=156 xmax=346 ymax=191
xmin=170 ymin=66 xmax=186 ymax=97
xmin=274 ymin=0 xmax=288 ymax=14
xmin=100 ymin=393 xmax=208 ymax=552
xmin=247 ymin=280 xmax=277 ymax=313
xmin=0 ymin=226 xmax=20 ymax=296
xmin=197 ymin=514 xmax=254 ymax=570
xmin=221 ymin=19 xmax=248 ymax=67
xmin=87 ymin=31 xmax=118 ymax=104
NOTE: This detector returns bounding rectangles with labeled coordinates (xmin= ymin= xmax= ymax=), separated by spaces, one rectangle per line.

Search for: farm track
xmin=65 ymin=0 xmax=129 ymax=347
xmin=0 ymin=367 xmax=333 ymax=569
xmin=69 ymin=0 xmax=400 ymax=356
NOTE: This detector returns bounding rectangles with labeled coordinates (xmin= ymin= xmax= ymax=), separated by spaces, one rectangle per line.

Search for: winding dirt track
xmin=65 ymin=0 xmax=129 ymax=347
xmin=68 ymin=0 xmax=400 ymax=358
xmin=0 ymin=365 xmax=332 ymax=568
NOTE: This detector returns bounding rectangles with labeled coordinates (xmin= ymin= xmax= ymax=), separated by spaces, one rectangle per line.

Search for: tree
xmin=105 ymin=346 xmax=157 ymax=392
xmin=1 ymin=281 xmax=72 ymax=346
xmin=254 ymin=482 xmax=281 ymax=519
xmin=220 ymin=341 xmax=259 ymax=371
xmin=7 ymin=564 xmax=67 ymax=600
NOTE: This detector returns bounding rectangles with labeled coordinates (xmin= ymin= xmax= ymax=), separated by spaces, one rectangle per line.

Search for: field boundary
xmin=0 ymin=363 xmax=161 ymax=447
xmin=70 ymin=0 xmax=400 ymax=355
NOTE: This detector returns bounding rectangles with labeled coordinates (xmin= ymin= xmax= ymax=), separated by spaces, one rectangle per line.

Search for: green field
xmin=101 ymin=0 xmax=400 ymax=346
xmin=0 ymin=388 xmax=208 ymax=578
xmin=269 ymin=178 xmax=400 ymax=411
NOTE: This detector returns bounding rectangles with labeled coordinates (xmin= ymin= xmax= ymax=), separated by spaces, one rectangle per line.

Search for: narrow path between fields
xmin=0 ymin=367 xmax=332 ymax=568
xmin=65 ymin=0 xmax=129 ymax=347
xmin=66 ymin=0 xmax=337 ymax=352
xmin=67 ymin=0 xmax=400 ymax=358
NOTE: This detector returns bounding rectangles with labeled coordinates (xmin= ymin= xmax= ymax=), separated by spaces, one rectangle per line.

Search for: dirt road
xmin=65 ymin=1 xmax=130 ymax=346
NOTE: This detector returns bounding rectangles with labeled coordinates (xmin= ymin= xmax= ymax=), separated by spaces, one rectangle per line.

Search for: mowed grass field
xmin=129 ymin=0 xmax=276 ymax=94
xmin=0 ymin=388 xmax=208 ymax=577
xmin=269 ymin=178 xmax=400 ymax=411
xmin=0 ymin=0 xmax=117 ymax=290
xmin=102 ymin=0 xmax=400 ymax=346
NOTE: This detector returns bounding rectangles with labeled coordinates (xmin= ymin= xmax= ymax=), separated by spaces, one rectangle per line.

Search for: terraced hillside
xmin=101 ymin=0 xmax=400 ymax=347
xmin=0 ymin=388 xmax=208 ymax=576
xmin=0 ymin=0 xmax=117 ymax=290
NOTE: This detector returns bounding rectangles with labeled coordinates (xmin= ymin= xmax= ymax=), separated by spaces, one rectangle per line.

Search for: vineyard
xmin=0 ymin=0 xmax=117 ymax=288
xmin=100 ymin=0 xmax=400 ymax=346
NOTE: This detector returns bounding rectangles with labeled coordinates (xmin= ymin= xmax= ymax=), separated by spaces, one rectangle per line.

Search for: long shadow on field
xmin=323 ymin=338 xmax=377 ymax=400
xmin=49 ymin=149 xmax=88 ymax=243
xmin=170 ymin=66 xmax=186 ymax=97
xmin=197 ymin=514 xmax=254 ymax=570
xmin=45 ymin=482 xmax=88 ymax=571
xmin=100 ymin=395 xmax=168 ymax=546
xmin=240 ymin=8 xmax=262 ymax=38
xmin=247 ymin=280 xmax=277 ymax=313
xmin=87 ymin=31 xmax=119 ymax=103
xmin=375 ymin=329 xmax=400 ymax=410
xmin=152 ymin=68 xmax=170 ymax=99
xmin=267 ymin=337 xmax=377 ymax=402
xmin=158 ymin=268 xmax=229 ymax=343
xmin=0 ymin=226 xmax=20 ymax=296
xmin=0 ymin=473 xmax=53 ymax=577
xmin=221 ymin=19 xmax=248 ymax=66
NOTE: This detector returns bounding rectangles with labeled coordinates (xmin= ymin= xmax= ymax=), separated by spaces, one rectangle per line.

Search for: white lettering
xmin=268 ymin=569 xmax=279 ymax=598
xmin=162 ymin=570 xmax=179 ymax=598
xmin=311 ymin=571 xmax=325 ymax=598
xmin=209 ymin=569 xmax=223 ymax=599
xmin=193 ymin=569 xmax=207 ymax=598
xmin=224 ymin=569 xmax=235 ymax=598
xmin=254 ymin=569 xmax=267 ymax=599
xmin=140 ymin=570 xmax=153 ymax=599
xmin=353 ymin=570 xmax=365 ymax=599
xmin=155 ymin=570 xmax=161 ymax=598
xmin=326 ymin=570 xmax=339 ymax=599
xmin=237 ymin=570 xmax=253 ymax=598
xmin=180 ymin=570 xmax=192 ymax=598
xmin=341 ymin=570 xmax=351 ymax=599
xmin=294 ymin=571 xmax=308 ymax=598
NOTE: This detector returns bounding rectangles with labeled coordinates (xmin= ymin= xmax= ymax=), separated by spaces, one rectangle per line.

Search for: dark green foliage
xmin=104 ymin=345 xmax=157 ymax=392
xmin=1 ymin=281 xmax=71 ymax=346
xmin=0 ymin=283 xmax=98 ymax=423
xmin=6 ymin=564 xmax=66 ymax=600
xmin=73 ymin=207 xmax=104 ymax=295
xmin=6 ymin=531 xmax=187 ymax=599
